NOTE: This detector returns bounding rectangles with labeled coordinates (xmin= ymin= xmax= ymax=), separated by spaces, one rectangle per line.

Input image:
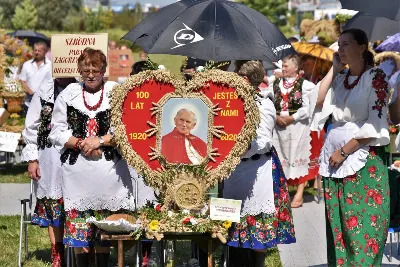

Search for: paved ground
xmin=1 ymin=183 xmax=400 ymax=266
xmin=278 ymin=194 xmax=400 ymax=266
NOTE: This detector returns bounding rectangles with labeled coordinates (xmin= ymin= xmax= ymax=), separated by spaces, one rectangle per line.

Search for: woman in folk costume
xmin=22 ymin=77 xmax=75 ymax=266
xmin=49 ymin=48 xmax=135 ymax=267
xmin=267 ymin=54 xmax=316 ymax=208
xmin=223 ymin=61 xmax=295 ymax=267
xmin=312 ymin=29 xmax=390 ymax=266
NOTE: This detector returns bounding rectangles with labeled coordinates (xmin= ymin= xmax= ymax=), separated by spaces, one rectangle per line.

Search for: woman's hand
xmin=332 ymin=52 xmax=345 ymax=73
xmin=80 ymin=137 xmax=101 ymax=156
xmin=283 ymin=116 xmax=294 ymax=126
xmin=86 ymin=148 xmax=103 ymax=158
xmin=276 ymin=116 xmax=287 ymax=127
xmin=329 ymin=149 xmax=346 ymax=169
xmin=28 ymin=160 xmax=41 ymax=180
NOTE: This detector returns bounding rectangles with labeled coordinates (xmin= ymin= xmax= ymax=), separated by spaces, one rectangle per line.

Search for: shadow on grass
xmin=29 ymin=248 xmax=51 ymax=264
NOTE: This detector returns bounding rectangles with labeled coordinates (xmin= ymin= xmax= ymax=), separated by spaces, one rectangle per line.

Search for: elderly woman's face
xmin=80 ymin=64 xmax=105 ymax=89
xmin=282 ymin=59 xmax=298 ymax=78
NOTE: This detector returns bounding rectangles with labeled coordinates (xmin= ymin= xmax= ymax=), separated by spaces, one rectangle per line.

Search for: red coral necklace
xmin=82 ymin=84 xmax=104 ymax=111
xmin=283 ymin=75 xmax=299 ymax=89
xmin=344 ymin=66 xmax=367 ymax=90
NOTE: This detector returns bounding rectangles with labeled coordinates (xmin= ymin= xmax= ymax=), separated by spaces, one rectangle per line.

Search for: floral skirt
xmin=227 ymin=148 xmax=296 ymax=250
xmin=64 ymin=209 xmax=113 ymax=248
xmin=31 ymin=198 xmax=64 ymax=228
xmin=323 ymin=147 xmax=389 ymax=267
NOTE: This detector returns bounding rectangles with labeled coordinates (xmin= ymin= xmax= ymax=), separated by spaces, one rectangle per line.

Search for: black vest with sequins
xmin=37 ymin=99 xmax=54 ymax=150
xmin=60 ymin=105 xmax=120 ymax=165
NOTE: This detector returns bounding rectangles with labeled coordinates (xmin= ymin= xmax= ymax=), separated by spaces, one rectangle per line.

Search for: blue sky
xmin=140 ymin=0 xmax=176 ymax=6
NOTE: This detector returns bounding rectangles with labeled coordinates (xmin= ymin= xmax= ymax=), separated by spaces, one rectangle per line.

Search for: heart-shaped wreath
xmin=111 ymin=69 xmax=260 ymax=210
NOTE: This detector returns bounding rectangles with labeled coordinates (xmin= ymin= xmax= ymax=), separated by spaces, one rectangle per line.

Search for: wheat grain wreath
xmin=111 ymin=69 xmax=260 ymax=211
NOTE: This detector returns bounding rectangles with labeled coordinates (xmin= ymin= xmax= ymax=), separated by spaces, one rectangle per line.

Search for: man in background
xmin=19 ymin=41 xmax=52 ymax=116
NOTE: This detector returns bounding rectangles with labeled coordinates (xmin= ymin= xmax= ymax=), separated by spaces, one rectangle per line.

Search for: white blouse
xmin=49 ymin=81 xmax=136 ymax=211
xmin=223 ymin=90 xmax=276 ymax=216
xmin=21 ymin=79 xmax=63 ymax=199
xmin=312 ymin=67 xmax=390 ymax=178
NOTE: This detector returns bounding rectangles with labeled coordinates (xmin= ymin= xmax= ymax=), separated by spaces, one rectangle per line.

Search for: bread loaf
xmin=105 ymin=214 xmax=135 ymax=223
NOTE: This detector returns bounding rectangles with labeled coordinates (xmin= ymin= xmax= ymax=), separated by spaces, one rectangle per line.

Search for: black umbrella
xmin=122 ymin=0 xmax=296 ymax=62
xmin=344 ymin=13 xmax=400 ymax=41
xmin=339 ymin=0 xmax=400 ymax=21
xmin=6 ymin=30 xmax=51 ymax=47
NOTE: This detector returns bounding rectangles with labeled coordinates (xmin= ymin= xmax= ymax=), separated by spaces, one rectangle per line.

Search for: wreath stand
xmin=100 ymin=232 xmax=228 ymax=267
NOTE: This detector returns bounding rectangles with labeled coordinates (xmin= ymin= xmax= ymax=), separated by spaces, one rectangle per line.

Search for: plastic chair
xmin=388 ymin=226 xmax=400 ymax=262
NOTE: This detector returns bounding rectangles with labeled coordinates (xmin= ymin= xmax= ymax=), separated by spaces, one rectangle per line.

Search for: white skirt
xmin=35 ymin=146 xmax=63 ymax=199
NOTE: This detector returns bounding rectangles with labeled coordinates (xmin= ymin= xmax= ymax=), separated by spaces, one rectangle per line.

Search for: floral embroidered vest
xmin=61 ymin=105 xmax=120 ymax=165
xmin=37 ymin=99 xmax=54 ymax=150
xmin=273 ymin=77 xmax=304 ymax=115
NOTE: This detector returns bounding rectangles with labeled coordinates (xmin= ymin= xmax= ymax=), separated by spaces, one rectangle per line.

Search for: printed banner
xmin=108 ymin=49 xmax=134 ymax=82
xmin=51 ymin=33 xmax=108 ymax=78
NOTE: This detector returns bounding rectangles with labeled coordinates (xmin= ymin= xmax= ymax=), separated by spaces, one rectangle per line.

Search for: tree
xmin=12 ymin=0 xmax=38 ymax=30
xmin=0 ymin=0 xmax=19 ymax=29
xmin=33 ymin=0 xmax=72 ymax=30
xmin=239 ymin=0 xmax=289 ymax=26
xmin=98 ymin=5 xmax=113 ymax=29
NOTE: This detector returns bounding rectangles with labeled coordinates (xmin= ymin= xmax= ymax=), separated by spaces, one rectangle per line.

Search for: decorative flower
xmin=346 ymin=215 xmax=358 ymax=228
xmin=373 ymin=193 xmax=382 ymax=205
xmin=294 ymin=91 xmax=302 ymax=99
xmin=149 ymin=220 xmax=160 ymax=231
xmin=189 ymin=218 xmax=197 ymax=225
xmin=154 ymin=203 xmax=161 ymax=212
xmin=222 ymin=220 xmax=232 ymax=229
xmin=368 ymin=166 xmax=377 ymax=174
xmin=167 ymin=211 xmax=174 ymax=217
xmin=346 ymin=198 xmax=353 ymax=205
xmin=158 ymin=65 xmax=166 ymax=70
xmin=182 ymin=209 xmax=190 ymax=215
xmin=182 ymin=217 xmax=191 ymax=224
xmin=246 ymin=216 xmax=256 ymax=226
xmin=337 ymin=258 xmax=344 ymax=265
xmin=196 ymin=66 xmax=205 ymax=72
xmin=371 ymin=215 xmax=377 ymax=223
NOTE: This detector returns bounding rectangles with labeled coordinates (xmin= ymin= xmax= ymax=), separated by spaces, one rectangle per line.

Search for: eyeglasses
xmin=81 ymin=69 xmax=103 ymax=76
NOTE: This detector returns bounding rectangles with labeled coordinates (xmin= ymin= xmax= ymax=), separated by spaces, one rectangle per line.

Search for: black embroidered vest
xmin=60 ymin=105 xmax=120 ymax=165
xmin=37 ymin=99 xmax=54 ymax=150
xmin=273 ymin=78 xmax=304 ymax=115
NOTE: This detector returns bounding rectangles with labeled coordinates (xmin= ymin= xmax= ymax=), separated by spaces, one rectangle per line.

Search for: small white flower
xmin=158 ymin=65 xmax=166 ymax=70
xmin=189 ymin=218 xmax=198 ymax=225
xmin=86 ymin=216 xmax=97 ymax=223
xmin=196 ymin=66 xmax=205 ymax=72
xmin=168 ymin=211 xmax=174 ymax=217
xmin=182 ymin=209 xmax=190 ymax=215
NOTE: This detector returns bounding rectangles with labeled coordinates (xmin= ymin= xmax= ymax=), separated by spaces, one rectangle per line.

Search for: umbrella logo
xmin=172 ymin=23 xmax=204 ymax=49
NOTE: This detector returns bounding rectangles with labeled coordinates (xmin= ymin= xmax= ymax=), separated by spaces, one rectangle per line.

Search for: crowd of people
xmin=17 ymin=26 xmax=400 ymax=267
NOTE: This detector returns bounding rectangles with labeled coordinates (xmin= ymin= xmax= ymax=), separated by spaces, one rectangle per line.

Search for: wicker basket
xmin=5 ymin=96 xmax=24 ymax=114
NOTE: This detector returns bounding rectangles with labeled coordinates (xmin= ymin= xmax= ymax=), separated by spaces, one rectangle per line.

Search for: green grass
xmin=0 ymin=216 xmax=51 ymax=267
xmin=0 ymin=163 xmax=30 ymax=183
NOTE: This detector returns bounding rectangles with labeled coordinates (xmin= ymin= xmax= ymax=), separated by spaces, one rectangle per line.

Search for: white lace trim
xmin=21 ymin=144 xmax=38 ymax=161
xmin=64 ymin=196 xmax=136 ymax=211
xmin=319 ymin=146 xmax=369 ymax=178
xmin=241 ymin=200 xmax=275 ymax=216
